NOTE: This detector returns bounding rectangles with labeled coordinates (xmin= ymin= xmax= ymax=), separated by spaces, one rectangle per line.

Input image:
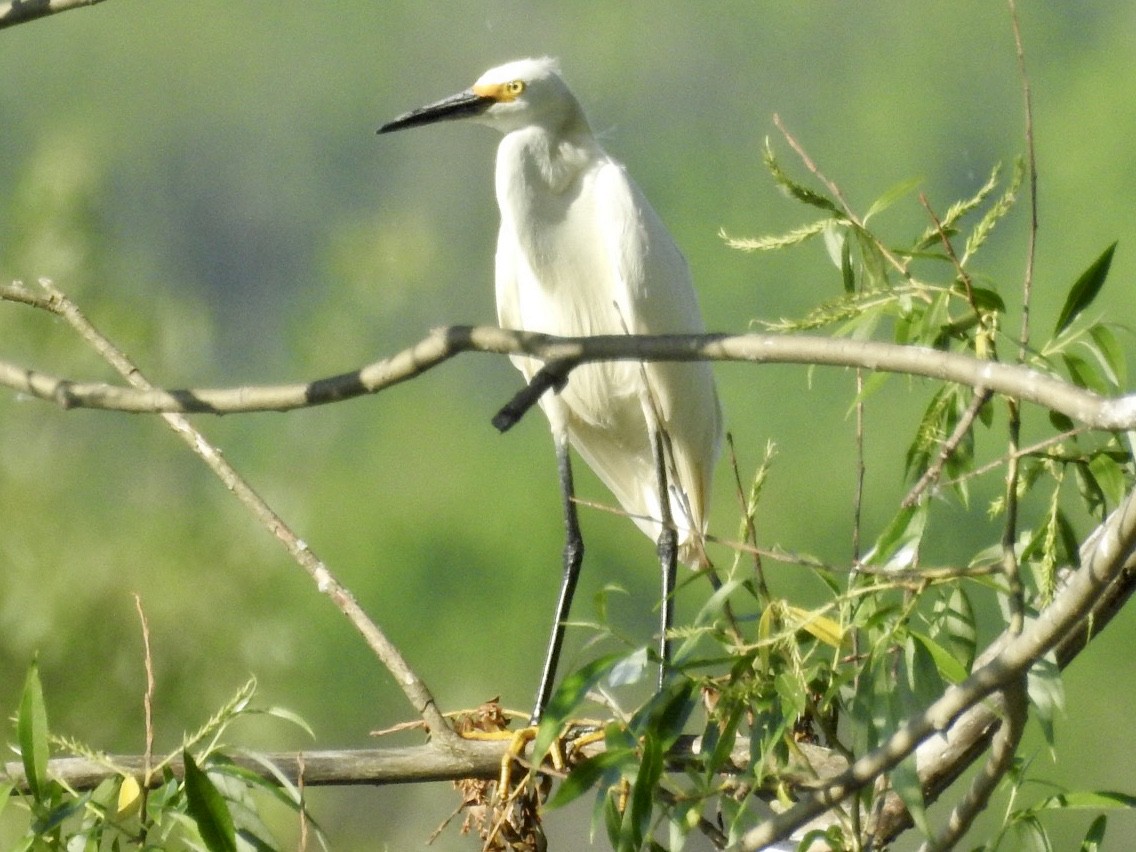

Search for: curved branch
xmin=1 ymin=314 xmax=1133 ymax=431
xmin=28 ymin=280 xmax=455 ymax=743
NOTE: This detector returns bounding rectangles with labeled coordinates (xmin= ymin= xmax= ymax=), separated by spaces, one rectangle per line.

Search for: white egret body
xmin=380 ymin=58 xmax=722 ymax=722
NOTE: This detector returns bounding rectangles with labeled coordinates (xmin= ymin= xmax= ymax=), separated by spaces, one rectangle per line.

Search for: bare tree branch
xmin=0 ymin=735 xmax=845 ymax=795
xmin=919 ymin=682 xmax=1028 ymax=852
xmin=29 ymin=279 xmax=456 ymax=743
xmin=2 ymin=742 xmax=508 ymax=792
xmin=0 ymin=0 xmax=107 ymax=30
xmin=2 ymin=285 xmax=1133 ymax=431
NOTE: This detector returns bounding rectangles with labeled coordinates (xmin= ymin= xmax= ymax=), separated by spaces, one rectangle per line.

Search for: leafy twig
xmin=742 ymin=487 xmax=1136 ymax=849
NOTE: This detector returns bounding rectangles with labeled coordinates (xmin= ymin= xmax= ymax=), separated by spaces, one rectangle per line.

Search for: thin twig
xmin=773 ymin=114 xmax=909 ymax=277
xmin=31 ymin=279 xmax=454 ymax=742
xmin=1001 ymin=0 xmax=1040 ymax=641
xmin=918 ymin=191 xmax=978 ymax=313
xmin=1009 ymin=0 xmax=1039 ymax=359
xmin=726 ymin=432 xmax=770 ymax=601
xmin=132 ymin=594 xmax=155 ymax=830
xmin=939 ymin=426 xmax=1085 ymax=490
xmin=902 ymin=388 xmax=993 ymax=508
xmin=297 ymin=752 xmax=308 ymax=852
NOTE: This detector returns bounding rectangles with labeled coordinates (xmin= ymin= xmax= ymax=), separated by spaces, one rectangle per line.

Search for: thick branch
xmin=869 ymin=523 xmax=1136 ymax=842
xmin=0 ymin=736 xmax=844 ymax=794
xmin=1 ymin=320 xmax=1133 ymax=431
xmin=1 ymin=742 xmax=506 ymax=792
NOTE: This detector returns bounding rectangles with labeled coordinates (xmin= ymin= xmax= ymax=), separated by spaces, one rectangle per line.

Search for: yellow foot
xmin=462 ymin=724 xmax=565 ymax=801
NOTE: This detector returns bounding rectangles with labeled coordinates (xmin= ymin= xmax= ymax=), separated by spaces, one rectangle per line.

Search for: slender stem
xmin=132 ymin=594 xmax=155 ymax=837
xmin=1009 ymin=0 xmax=1039 ymax=359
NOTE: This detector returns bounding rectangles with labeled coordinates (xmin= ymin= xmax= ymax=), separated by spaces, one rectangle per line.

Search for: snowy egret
xmin=379 ymin=58 xmax=722 ymax=723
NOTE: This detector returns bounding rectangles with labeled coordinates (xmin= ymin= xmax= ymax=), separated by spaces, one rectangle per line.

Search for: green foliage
xmin=3 ymin=5 xmax=1136 ymax=850
xmin=4 ymin=666 xmax=318 ymax=851
xmin=530 ymin=136 xmax=1135 ymax=850
xmin=977 ymin=758 xmax=1136 ymax=852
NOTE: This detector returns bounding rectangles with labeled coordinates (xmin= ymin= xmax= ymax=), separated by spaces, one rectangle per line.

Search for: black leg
xmin=530 ymin=436 xmax=584 ymax=725
xmin=653 ymin=428 xmax=678 ymax=691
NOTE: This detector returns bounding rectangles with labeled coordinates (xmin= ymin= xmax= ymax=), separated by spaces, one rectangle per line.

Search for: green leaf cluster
xmin=529 ymin=141 xmax=1134 ymax=849
xmin=4 ymin=667 xmax=318 ymax=852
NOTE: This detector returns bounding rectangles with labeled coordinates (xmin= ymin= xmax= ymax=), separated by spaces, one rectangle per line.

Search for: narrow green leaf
xmin=1080 ymin=814 xmax=1107 ymax=852
xmin=619 ymin=734 xmax=664 ymax=852
xmin=254 ymin=705 xmax=316 ymax=740
xmin=1088 ymin=324 xmax=1126 ymax=386
xmin=533 ymin=652 xmax=628 ymax=761
xmin=763 ymin=138 xmax=842 ymax=214
xmin=183 ymin=752 xmax=238 ymax=852
xmin=1027 ymin=654 xmax=1065 ymax=751
xmin=33 ymin=794 xmax=89 ymax=835
xmin=1038 ymin=790 xmax=1136 ymax=810
xmin=1089 ymin=453 xmax=1127 ymax=508
xmin=970 ymin=287 xmax=1007 ymax=313
xmin=206 ymin=758 xmax=309 ymax=818
xmin=603 ymin=785 xmax=623 ymax=848
xmin=1050 ymin=410 xmax=1076 ymax=432
xmin=633 ymin=679 xmax=696 ymax=748
xmin=910 ymin=630 xmax=967 ymax=684
xmin=705 ymin=704 xmax=743 ymax=779
xmin=17 ymin=661 xmax=49 ymax=802
xmin=607 ymin=646 xmax=649 ymax=688
xmin=840 ymin=227 xmax=855 ymax=293
xmin=862 ymin=502 xmax=928 ymax=570
xmin=1054 ymin=242 xmax=1117 ymax=335
xmin=1013 ymin=814 xmax=1053 ymax=852
xmin=774 ymin=671 xmax=807 ymax=718
xmin=890 ymin=751 xmax=929 ymax=836
xmin=933 ymin=586 xmax=976 ymax=672
xmin=1063 ymin=351 xmax=1110 ymax=394
xmin=547 ymin=748 xmax=632 ymax=810
xmin=864 ymin=175 xmax=923 ymax=223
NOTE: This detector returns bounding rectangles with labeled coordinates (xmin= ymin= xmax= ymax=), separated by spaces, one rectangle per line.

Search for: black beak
xmin=378 ymin=90 xmax=495 ymax=134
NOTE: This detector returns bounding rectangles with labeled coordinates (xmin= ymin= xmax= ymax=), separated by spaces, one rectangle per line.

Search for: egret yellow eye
xmin=504 ymin=80 xmax=525 ymax=98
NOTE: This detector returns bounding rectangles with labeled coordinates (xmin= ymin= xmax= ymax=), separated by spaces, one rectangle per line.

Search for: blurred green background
xmin=2 ymin=2 xmax=1134 ymax=848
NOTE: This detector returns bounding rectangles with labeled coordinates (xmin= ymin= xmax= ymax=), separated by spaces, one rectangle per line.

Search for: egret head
xmin=378 ymin=57 xmax=584 ymax=137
